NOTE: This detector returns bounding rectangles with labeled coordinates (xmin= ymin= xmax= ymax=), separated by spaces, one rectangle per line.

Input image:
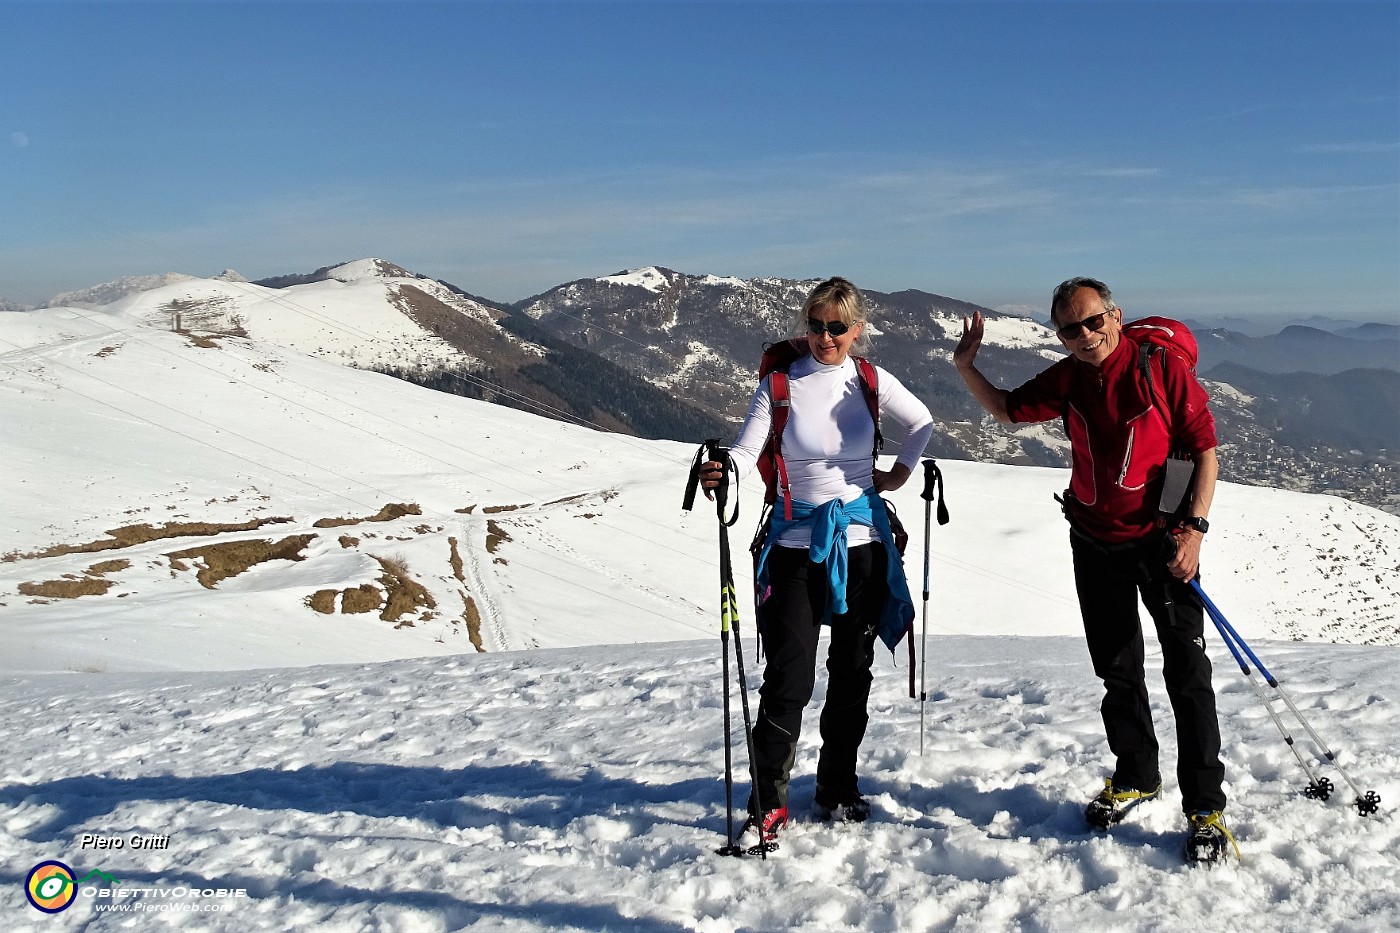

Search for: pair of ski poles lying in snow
xmin=1192 ymin=579 xmax=1382 ymax=817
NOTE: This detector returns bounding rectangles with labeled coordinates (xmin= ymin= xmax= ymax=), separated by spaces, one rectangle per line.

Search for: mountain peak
xmin=596 ymin=267 xmax=675 ymax=292
xmin=325 ymin=258 xmax=417 ymax=283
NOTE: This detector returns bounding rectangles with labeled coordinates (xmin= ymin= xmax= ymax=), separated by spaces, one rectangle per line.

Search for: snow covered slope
xmin=0 ymin=638 xmax=1396 ymax=930
xmin=2 ymin=308 xmax=1397 ymax=676
xmin=0 ymin=312 xmax=712 ymax=672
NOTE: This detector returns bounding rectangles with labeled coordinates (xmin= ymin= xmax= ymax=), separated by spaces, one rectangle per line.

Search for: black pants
xmin=1071 ymin=530 xmax=1226 ymax=813
xmin=747 ymin=543 xmax=887 ymax=814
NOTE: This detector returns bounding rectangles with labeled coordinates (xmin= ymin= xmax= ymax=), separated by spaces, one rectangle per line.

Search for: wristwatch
xmin=1181 ymin=516 xmax=1210 ymax=535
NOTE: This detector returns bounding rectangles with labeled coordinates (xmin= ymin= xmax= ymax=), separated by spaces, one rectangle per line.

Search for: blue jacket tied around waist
xmin=754 ymin=488 xmax=915 ymax=652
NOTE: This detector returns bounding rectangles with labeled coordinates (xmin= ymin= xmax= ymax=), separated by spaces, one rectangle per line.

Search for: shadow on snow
xmin=0 ymin=759 xmax=719 ymax=841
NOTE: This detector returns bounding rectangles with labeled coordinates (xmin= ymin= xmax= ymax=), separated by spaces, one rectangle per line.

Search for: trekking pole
xmin=716 ymin=446 xmax=775 ymax=857
xmin=1191 ymin=580 xmax=1381 ymax=817
xmin=682 ymin=440 xmax=773 ymax=857
xmin=916 ymin=458 xmax=949 ymax=754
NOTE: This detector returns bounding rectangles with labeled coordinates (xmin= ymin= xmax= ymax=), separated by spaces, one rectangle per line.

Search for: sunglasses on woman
xmin=807 ymin=318 xmax=851 ymax=337
xmin=1055 ymin=311 xmax=1110 ymax=341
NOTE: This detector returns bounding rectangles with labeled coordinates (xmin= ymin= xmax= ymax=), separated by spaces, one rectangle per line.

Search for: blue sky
xmin=2 ymin=1 xmax=1397 ymax=323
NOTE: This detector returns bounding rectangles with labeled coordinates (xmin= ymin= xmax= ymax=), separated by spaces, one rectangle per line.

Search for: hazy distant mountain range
xmin=8 ymin=260 xmax=1396 ymax=514
xmin=1194 ymin=325 xmax=1399 ymax=375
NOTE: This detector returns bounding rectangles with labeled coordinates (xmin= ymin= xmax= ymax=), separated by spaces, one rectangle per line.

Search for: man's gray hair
xmin=1050 ymin=277 xmax=1118 ymax=325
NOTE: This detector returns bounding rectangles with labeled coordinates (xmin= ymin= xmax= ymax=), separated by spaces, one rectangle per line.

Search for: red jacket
xmin=1006 ymin=335 xmax=1216 ymax=542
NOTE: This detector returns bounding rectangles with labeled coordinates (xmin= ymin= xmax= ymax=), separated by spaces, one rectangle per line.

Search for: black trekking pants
xmin=747 ymin=543 xmax=886 ymax=815
xmin=1071 ymin=529 xmax=1226 ymax=813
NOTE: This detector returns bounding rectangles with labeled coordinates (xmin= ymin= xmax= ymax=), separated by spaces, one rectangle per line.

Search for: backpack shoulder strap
xmin=1136 ymin=340 xmax=1171 ymax=430
xmin=852 ymin=356 xmax=884 ymax=456
xmin=768 ymin=369 xmax=794 ymax=520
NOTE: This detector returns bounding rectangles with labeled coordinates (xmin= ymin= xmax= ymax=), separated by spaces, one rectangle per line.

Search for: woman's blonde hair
xmin=789 ymin=276 xmax=872 ymax=355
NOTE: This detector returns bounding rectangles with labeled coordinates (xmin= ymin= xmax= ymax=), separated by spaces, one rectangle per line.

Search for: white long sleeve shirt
xmin=728 ymin=355 xmax=936 ymax=548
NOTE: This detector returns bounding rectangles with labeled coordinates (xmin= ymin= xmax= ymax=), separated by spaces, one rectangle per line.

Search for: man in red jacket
xmin=954 ymin=276 xmax=1232 ymax=865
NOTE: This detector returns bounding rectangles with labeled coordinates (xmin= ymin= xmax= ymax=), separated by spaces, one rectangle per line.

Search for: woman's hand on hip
xmin=873 ymin=463 xmax=911 ymax=493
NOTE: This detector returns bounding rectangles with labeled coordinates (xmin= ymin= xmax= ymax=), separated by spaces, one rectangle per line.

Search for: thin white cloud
xmin=10 ymin=132 xmax=29 ymax=148
xmin=1079 ymin=167 xmax=1161 ymax=179
xmin=1228 ymin=182 xmax=1399 ymax=209
xmin=1298 ymin=141 xmax=1400 ymax=155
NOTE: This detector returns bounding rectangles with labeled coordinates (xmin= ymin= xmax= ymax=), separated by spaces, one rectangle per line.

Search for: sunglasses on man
xmin=1055 ymin=311 xmax=1111 ymax=341
xmin=807 ymin=318 xmax=852 ymax=337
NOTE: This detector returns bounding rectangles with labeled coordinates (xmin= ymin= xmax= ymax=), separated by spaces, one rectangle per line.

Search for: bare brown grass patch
xmin=313 ymin=503 xmax=422 ymax=529
xmin=4 ymin=517 xmax=295 ymax=562
xmin=86 ymin=559 xmax=131 ymax=575
xmin=341 ymin=584 xmax=384 ymax=614
xmin=485 ymin=520 xmax=512 ymax=554
xmin=19 ymin=577 xmax=114 ymax=599
xmin=167 ymin=534 xmax=316 ymax=588
xmin=373 ymin=555 xmax=435 ymax=626
xmin=308 ymin=590 xmax=337 ymax=614
xmin=179 ymin=331 xmax=222 ymax=349
xmin=461 ymin=592 xmax=485 ymax=652
xmin=448 ymin=537 xmax=465 ymax=582
xmin=16 ymin=557 xmax=134 ymax=600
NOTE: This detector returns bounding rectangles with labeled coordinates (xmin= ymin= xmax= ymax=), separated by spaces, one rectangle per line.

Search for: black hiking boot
xmin=813 ymin=785 xmax=871 ymax=823
xmin=1184 ymin=810 xmax=1238 ymax=866
xmin=1085 ymin=779 xmax=1162 ymax=829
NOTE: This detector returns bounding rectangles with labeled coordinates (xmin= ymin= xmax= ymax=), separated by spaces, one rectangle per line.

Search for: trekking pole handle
xmin=707 ymin=441 xmax=730 ymax=508
xmin=705 ymin=440 xmax=741 ymax=527
xmin=919 ymin=458 xmax=950 ymax=525
xmin=681 ymin=441 xmax=707 ymax=513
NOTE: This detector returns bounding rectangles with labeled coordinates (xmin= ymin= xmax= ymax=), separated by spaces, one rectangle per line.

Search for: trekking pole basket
xmin=1192 ymin=580 xmax=1381 ymax=817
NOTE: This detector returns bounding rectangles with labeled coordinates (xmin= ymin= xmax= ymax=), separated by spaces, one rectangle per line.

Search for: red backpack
xmin=1122 ymin=316 xmax=1198 ymax=429
xmin=1124 ymin=315 xmax=1198 ymax=367
xmin=1123 ymin=316 xmax=1201 ymax=518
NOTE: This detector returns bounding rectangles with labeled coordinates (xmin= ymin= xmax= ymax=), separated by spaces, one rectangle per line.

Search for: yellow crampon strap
xmin=1192 ymin=811 xmax=1242 ymax=861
